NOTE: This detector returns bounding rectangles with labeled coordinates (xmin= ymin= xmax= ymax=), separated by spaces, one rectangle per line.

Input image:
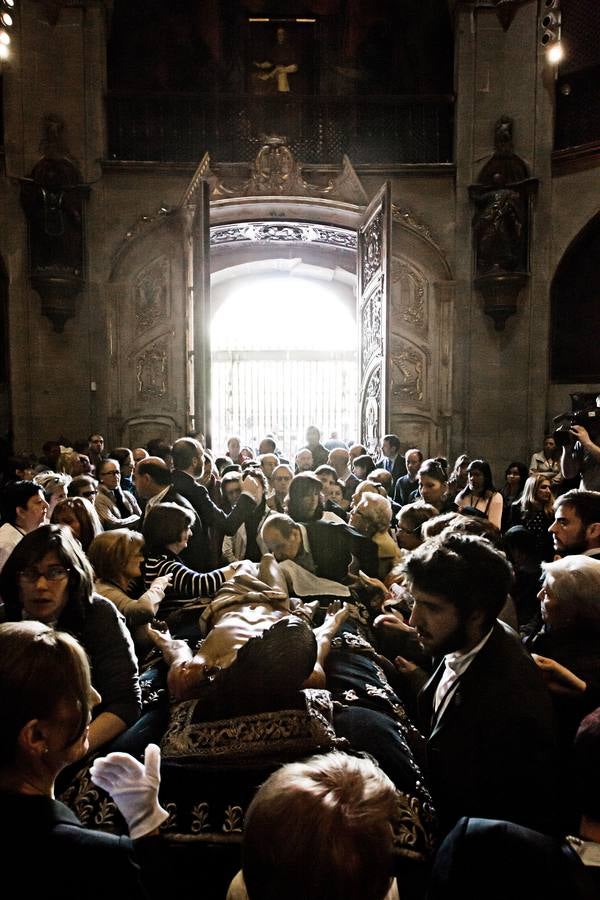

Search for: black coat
xmin=417 ymin=621 xmax=561 ymax=835
xmin=171 ymin=469 xmax=255 ymax=569
xmin=0 ymin=793 xmax=159 ymax=899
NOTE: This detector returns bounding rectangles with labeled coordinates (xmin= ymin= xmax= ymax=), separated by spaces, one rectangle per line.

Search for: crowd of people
xmin=1 ymin=421 xmax=600 ymax=899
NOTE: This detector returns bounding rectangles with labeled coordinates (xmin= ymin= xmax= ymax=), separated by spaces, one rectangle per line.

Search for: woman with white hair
xmin=524 ymin=554 xmax=600 ymax=747
xmin=33 ymin=471 xmax=72 ymax=518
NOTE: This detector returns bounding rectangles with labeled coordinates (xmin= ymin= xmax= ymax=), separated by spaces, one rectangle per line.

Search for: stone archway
xmin=106 ymin=143 xmax=453 ymax=457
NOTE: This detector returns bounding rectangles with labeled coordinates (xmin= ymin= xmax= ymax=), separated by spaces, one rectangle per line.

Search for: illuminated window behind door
xmin=211 ymin=273 xmax=357 ymax=457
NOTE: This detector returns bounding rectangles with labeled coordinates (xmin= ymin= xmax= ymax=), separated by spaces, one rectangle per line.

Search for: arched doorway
xmin=210 ymin=261 xmax=357 ymax=455
xmin=106 ymin=184 xmax=454 ymax=460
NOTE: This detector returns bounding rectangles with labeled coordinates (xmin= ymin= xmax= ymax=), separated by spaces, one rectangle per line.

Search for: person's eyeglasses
xmin=18 ymin=565 xmax=70 ymax=583
xmin=101 ymin=469 xmax=119 ymax=477
xmin=397 ymin=524 xmax=422 ymax=535
xmin=80 ymin=489 xmax=97 ymax=498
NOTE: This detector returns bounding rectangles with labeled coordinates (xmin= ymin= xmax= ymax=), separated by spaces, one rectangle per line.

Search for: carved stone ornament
xmin=391 ymin=341 xmax=425 ymax=403
xmin=188 ymin=139 xmax=368 ymax=204
xmin=134 ymin=257 xmax=170 ymax=331
xmin=361 ymin=212 xmax=383 ymax=287
xmin=136 ymin=340 xmax=168 ymax=401
xmin=392 ymin=260 xmax=426 ymax=332
xmin=469 ymin=115 xmax=538 ymax=330
xmin=361 ymin=284 xmax=382 ymax=377
xmin=210 ymin=221 xmax=356 ymax=250
xmin=19 ymin=115 xmax=90 ymax=332
xmin=362 ymin=367 xmax=381 ymax=456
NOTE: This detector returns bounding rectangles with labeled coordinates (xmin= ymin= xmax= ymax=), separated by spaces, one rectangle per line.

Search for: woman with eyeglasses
xmin=0 ymin=525 xmax=141 ymax=754
xmin=95 ymin=458 xmax=141 ymax=530
xmin=0 ymin=620 xmax=168 ymax=898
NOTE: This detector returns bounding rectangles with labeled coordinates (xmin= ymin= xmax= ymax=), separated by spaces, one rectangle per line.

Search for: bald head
xmin=134 ymin=455 xmax=172 ymax=498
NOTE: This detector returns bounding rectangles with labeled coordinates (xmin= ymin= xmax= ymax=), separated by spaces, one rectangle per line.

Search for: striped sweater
xmin=144 ymin=552 xmax=228 ymax=609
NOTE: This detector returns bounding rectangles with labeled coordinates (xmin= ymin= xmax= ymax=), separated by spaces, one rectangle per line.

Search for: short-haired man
xmin=403 ymin=532 xmax=559 ymax=834
xmin=378 ymin=434 xmax=406 ymax=488
xmin=87 ymin=432 xmax=106 ymax=473
xmin=261 ymin=512 xmax=377 ymax=583
xmin=267 ymin=464 xmax=293 ymax=513
xmin=134 ymin=456 xmax=204 ymax=571
xmin=549 ymin=489 xmax=600 ymax=558
xmin=0 ymin=481 xmax=49 ymax=572
xmin=393 ymin=448 xmax=424 ymax=506
xmin=301 ymin=426 xmax=329 ymax=469
xmin=314 ymin=464 xmax=348 ymax=522
xmin=294 ymin=448 xmax=314 ymax=473
xmin=171 ymin=437 xmax=262 ymax=569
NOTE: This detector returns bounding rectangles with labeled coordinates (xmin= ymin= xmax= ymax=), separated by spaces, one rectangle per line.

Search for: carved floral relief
xmin=134 ymin=257 xmax=170 ymax=331
xmin=390 ymin=340 xmax=425 ymax=403
xmin=136 ymin=340 xmax=169 ymax=401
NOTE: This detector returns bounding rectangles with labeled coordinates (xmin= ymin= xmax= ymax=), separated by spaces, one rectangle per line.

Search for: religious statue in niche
xmin=20 ymin=115 xmax=89 ymax=332
xmin=469 ymin=116 xmax=537 ymax=329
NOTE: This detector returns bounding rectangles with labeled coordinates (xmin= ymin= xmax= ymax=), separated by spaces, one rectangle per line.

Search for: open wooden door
xmin=181 ymin=156 xmax=212 ymax=446
xmin=357 ymin=182 xmax=392 ymax=457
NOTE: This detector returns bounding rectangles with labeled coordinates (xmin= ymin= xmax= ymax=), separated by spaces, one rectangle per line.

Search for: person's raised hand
xmin=90 ymin=744 xmax=169 ymax=840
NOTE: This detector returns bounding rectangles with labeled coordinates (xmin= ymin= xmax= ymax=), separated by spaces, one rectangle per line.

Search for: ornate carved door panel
xmin=357 ymin=182 xmax=391 ymax=457
xmin=108 ymin=214 xmax=194 ymax=449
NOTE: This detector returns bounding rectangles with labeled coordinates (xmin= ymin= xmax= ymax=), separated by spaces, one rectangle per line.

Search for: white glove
xmin=89 ymin=743 xmax=169 ymax=840
xmin=140 ymin=574 xmax=172 ymax=614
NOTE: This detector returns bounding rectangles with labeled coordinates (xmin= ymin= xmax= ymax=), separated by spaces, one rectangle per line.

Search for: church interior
xmin=1 ymin=2 xmax=600 ymax=898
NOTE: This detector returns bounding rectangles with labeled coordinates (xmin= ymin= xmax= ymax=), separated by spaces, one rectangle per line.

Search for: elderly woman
xmin=0 ymin=525 xmax=141 ymax=754
xmin=349 ymin=493 xmax=401 ymax=579
xmin=524 ymin=555 xmax=600 ymax=747
xmin=33 ymin=472 xmax=72 ymax=518
xmin=0 ymin=620 xmax=168 ymax=896
xmin=88 ymin=529 xmax=172 ymax=657
xmin=51 ymin=496 xmax=103 ymax=553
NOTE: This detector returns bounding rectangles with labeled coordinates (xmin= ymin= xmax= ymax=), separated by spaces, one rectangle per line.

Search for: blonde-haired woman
xmin=509 ymin=473 xmax=554 ymax=561
xmin=88 ymin=529 xmax=171 ymax=658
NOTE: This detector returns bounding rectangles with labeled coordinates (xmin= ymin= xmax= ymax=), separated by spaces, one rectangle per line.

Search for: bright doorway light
xmin=210 ymin=272 xmax=357 ymax=457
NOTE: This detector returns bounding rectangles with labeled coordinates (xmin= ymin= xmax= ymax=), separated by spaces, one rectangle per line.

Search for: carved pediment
xmin=180 ymin=137 xmax=369 ymax=205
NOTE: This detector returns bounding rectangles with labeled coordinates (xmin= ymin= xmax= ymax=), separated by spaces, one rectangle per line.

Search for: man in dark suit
xmin=170 ymin=437 xmax=262 ymax=569
xmin=429 ymin=707 xmax=600 ymax=899
xmin=133 ymin=456 xmax=206 ymax=572
xmin=377 ymin=434 xmax=406 ymax=490
xmin=402 ymin=532 xmax=560 ymax=836
xmin=393 ymin=448 xmax=424 ymax=506
xmin=261 ymin=513 xmax=378 ymax=583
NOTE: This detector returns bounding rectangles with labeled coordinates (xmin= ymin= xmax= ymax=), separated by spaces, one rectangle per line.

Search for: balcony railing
xmin=106 ymin=92 xmax=454 ymax=165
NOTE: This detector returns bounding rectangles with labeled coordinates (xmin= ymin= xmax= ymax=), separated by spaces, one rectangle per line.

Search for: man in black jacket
xmin=170 ymin=437 xmax=262 ymax=569
xmin=402 ymin=532 xmax=561 ymax=836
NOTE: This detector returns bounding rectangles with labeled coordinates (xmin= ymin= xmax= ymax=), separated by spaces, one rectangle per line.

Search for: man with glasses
xmin=95 ymin=459 xmax=141 ymax=530
xmin=267 ymin=464 xmax=293 ymax=513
